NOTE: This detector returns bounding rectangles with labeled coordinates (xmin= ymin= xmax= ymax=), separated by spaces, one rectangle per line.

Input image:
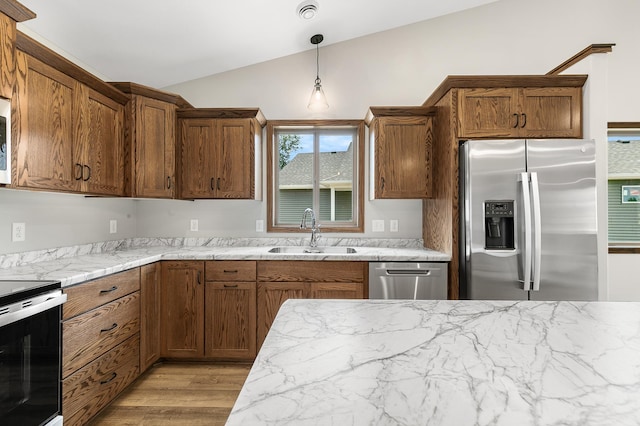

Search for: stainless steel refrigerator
xmin=459 ymin=139 xmax=598 ymax=301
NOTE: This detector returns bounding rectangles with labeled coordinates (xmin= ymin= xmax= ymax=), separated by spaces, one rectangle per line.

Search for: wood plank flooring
xmin=88 ymin=362 xmax=252 ymax=426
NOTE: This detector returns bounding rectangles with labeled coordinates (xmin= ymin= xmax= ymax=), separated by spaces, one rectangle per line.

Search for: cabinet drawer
xmin=206 ymin=260 xmax=256 ymax=282
xmin=257 ymin=261 xmax=366 ymax=283
xmin=62 ymin=334 xmax=139 ymax=426
xmin=63 ymin=292 xmax=140 ymax=377
xmin=63 ymin=268 xmax=140 ymax=319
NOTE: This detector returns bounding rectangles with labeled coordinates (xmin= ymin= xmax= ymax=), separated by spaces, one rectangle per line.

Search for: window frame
xmin=607 ymin=121 xmax=640 ymax=252
xmin=266 ymin=120 xmax=365 ymax=233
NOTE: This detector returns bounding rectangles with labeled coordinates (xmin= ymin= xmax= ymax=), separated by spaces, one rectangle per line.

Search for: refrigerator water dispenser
xmin=484 ymin=201 xmax=514 ymax=250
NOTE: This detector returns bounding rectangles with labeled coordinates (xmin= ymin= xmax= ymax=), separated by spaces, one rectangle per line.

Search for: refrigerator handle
xmin=530 ymin=172 xmax=542 ymax=291
xmin=519 ymin=172 xmax=532 ymax=291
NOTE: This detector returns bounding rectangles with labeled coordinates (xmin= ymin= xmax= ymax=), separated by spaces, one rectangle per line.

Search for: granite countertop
xmin=227 ymin=299 xmax=640 ymax=426
xmin=0 ymin=238 xmax=450 ymax=287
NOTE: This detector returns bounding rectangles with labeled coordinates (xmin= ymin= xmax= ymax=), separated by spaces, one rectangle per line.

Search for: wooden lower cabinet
xmin=160 ymin=261 xmax=205 ymax=358
xmin=204 ymin=261 xmax=257 ymax=360
xmin=62 ymin=269 xmax=141 ymax=425
xmin=62 ymin=335 xmax=139 ymax=426
xmin=256 ymin=261 xmax=366 ymax=348
xmin=140 ymin=262 xmax=161 ymax=372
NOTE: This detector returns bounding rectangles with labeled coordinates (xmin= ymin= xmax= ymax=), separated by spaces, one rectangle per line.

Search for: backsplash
xmin=0 ymin=237 xmax=425 ymax=269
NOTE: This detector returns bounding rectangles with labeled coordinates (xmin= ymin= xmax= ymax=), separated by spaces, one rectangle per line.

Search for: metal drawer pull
xmin=100 ymin=323 xmax=118 ymax=333
xmin=223 ymin=270 xmax=239 ymax=273
xmin=100 ymin=372 xmax=117 ymax=385
xmin=224 ymin=284 xmax=239 ymax=288
xmin=99 ymin=286 xmax=118 ymax=294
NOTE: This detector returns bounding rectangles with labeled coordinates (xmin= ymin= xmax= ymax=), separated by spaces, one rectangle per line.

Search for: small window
xmin=608 ymin=123 xmax=640 ymax=244
xmin=267 ymin=120 xmax=364 ymax=232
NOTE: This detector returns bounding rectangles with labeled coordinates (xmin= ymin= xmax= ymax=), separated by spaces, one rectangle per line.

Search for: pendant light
xmin=307 ymin=34 xmax=329 ymax=110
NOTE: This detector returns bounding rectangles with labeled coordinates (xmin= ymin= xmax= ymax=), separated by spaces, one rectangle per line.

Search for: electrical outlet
xmin=372 ymin=220 xmax=385 ymax=232
xmin=390 ymin=219 xmax=399 ymax=232
xmin=12 ymin=222 xmax=25 ymax=242
xmin=255 ymin=219 xmax=264 ymax=232
xmin=190 ymin=219 xmax=199 ymax=232
xmin=109 ymin=219 xmax=117 ymax=234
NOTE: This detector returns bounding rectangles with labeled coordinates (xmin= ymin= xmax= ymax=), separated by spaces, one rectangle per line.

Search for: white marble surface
xmin=0 ymin=238 xmax=449 ymax=287
xmin=227 ymin=299 xmax=640 ymax=426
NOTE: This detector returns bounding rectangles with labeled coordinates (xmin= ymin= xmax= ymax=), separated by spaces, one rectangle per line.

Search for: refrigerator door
xmin=460 ymin=140 xmax=527 ymax=300
xmin=526 ymin=139 xmax=598 ymax=301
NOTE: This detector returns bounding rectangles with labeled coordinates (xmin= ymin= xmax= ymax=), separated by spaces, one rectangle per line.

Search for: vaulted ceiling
xmin=17 ymin=0 xmax=497 ymax=88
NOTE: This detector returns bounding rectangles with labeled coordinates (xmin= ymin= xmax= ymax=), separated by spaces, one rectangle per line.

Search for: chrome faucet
xmin=300 ymin=208 xmax=321 ymax=247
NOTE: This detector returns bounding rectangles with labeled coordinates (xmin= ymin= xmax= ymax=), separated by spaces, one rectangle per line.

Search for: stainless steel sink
xmin=267 ymin=246 xmax=357 ymax=254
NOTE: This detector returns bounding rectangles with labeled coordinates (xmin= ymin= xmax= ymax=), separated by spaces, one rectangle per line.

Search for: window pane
xmin=318 ymin=131 xmax=354 ymax=222
xmin=276 ymin=133 xmax=313 ymax=224
xmin=608 ymin=130 xmax=640 ymax=243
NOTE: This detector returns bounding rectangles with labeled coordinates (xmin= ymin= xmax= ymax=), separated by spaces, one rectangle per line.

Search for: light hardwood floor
xmin=89 ymin=362 xmax=252 ymax=425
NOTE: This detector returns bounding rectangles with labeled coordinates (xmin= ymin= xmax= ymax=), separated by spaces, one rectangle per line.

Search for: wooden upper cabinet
xmin=457 ymin=86 xmax=582 ymax=138
xmin=13 ymin=51 xmax=79 ymax=192
xmin=76 ymin=85 xmax=125 ymax=195
xmin=110 ymin=82 xmax=192 ymax=199
xmin=13 ymin=47 xmax=126 ymax=195
xmin=132 ymin=96 xmax=176 ymax=198
xmin=0 ymin=13 xmax=16 ymax=99
xmin=177 ymin=108 xmax=265 ymax=200
xmin=366 ymin=107 xmax=434 ymax=199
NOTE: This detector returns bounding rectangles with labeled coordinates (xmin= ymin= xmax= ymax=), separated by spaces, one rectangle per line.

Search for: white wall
xmin=3 ymin=0 xmax=639 ymax=270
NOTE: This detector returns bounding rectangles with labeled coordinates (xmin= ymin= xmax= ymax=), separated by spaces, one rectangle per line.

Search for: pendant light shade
xmin=307 ymin=34 xmax=329 ymax=110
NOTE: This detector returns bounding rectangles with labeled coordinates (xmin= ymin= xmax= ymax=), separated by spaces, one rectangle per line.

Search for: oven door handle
xmin=0 ymin=290 xmax=67 ymax=328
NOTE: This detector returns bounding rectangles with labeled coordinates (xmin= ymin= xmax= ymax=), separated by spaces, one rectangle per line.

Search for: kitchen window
xmin=266 ymin=121 xmax=364 ymax=232
xmin=608 ymin=122 xmax=640 ymax=247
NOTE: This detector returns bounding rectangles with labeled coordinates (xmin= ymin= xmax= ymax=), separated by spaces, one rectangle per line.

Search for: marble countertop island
xmin=227 ymin=299 xmax=640 ymax=426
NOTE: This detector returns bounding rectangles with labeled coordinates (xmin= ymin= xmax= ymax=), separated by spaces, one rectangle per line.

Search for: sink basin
xmin=268 ymin=246 xmax=357 ymax=254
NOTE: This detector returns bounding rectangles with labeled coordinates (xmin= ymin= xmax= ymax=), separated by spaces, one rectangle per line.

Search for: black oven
xmin=0 ymin=280 xmax=67 ymax=426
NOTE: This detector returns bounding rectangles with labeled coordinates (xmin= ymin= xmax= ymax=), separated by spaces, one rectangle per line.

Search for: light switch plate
xmin=372 ymin=220 xmax=385 ymax=232
xmin=109 ymin=219 xmax=117 ymax=234
xmin=255 ymin=219 xmax=264 ymax=232
xmin=390 ymin=219 xmax=399 ymax=232
xmin=190 ymin=219 xmax=199 ymax=232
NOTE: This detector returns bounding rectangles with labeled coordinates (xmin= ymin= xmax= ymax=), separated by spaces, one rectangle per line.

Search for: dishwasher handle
xmin=385 ymin=269 xmax=433 ymax=276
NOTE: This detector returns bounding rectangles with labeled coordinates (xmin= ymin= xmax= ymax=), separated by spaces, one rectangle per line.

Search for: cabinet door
xmin=179 ymin=118 xmax=216 ymax=198
xmin=519 ymin=87 xmax=582 ymax=138
xmin=0 ymin=13 xmax=16 ymax=100
xmin=457 ymin=88 xmax=519 ymax=138
xmin=216 ymin=119 xmax=252 ymax=199
xmin=160 ymin=261 xmax=204 ymax=358
xmin=374 ymin=116 xmax=433 ymax=198
xmin=135 ymin=97 xmax=175 ymax=198
xmin=205 ymin=281 xmax=256 ymax=360
xmin=13 ymin=51 xmax=80 ymax=191
xmin=257 ymin=282 xmax=307 ymax=349
xmin=77 ymin=85 xmax=125 ymax=195
xmin=140 ymin=263 xmax=160 ymax=372
xmin=309 ymin=282 xmax=364 ymax=299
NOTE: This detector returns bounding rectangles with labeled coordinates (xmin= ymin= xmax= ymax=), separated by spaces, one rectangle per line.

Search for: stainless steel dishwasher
xmin=369 ymin=262 xmax=447 ymax=300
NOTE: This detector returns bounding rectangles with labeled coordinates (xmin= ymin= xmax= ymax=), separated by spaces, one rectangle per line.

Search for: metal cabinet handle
xmin=224 ymin=284 xmax=239 ymax=288
xmin=75 ymin=163 xmax=83 ymax=180
xmin=99 ymin=286 xmax=118 ymax=294
xmin=100 ymin=323 xmax=118 ymax=333
xmin=197 ymin=271 xmax=202 ymax=285
xmin=380 ymin=177 xmax=385 ymax=190
xmin=211 ymin=177 xmax=215 ymax=191
xmin=513 ymin=113 xmax=519 ymax=128
xmin=217 ymin=178 xmax=221 ymax=190
xmin=100 ymin=372 xmax=117 ymax=385
xmin=520 ymin=113 xmax=527 ymax=128
xmin=167 ymin=176 xmax=171 ymax=189
xmin=83 ymin=165 xmax=91 ymax=181
xmin=223 ymin=270 xmax=239 ymax=273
